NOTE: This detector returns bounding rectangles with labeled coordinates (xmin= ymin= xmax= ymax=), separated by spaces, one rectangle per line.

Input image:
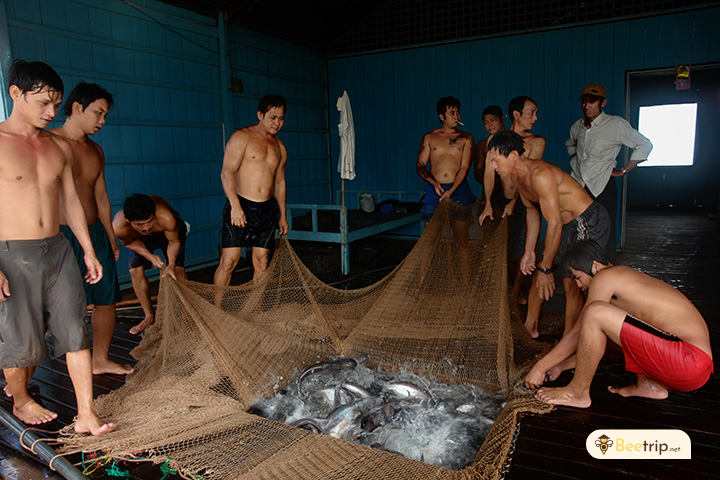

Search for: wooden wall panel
xmin=3 ymin=0 xmax=328 ymax=283
xmin=328 ymin=6 xmax=720 ymax=204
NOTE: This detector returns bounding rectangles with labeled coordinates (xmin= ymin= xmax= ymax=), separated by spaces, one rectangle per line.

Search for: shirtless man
xmin=531 ymin=240 xmax=713 ymax=407
xmin=113 ymin=194 xmax=188 ymax=334
xmin=487 ymin=130 xmax=610 ymax=338
xmin=417 ymin=96 xmax=476 ymax=231
xmin=52 ymin=82 xmax=133 ymax=375
xmin=213 ymin=94 xmax=289 ymax=285
xmin=0 ymin=59 xmax=114 ymax=434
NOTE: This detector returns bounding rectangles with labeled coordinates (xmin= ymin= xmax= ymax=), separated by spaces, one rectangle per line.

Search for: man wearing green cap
xmin=566 ymin=84 xmax=652 ymax=261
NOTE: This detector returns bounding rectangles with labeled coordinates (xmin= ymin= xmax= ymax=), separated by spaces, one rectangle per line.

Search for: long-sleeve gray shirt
xmin=567 ymin=111 xmax=653 ymax=197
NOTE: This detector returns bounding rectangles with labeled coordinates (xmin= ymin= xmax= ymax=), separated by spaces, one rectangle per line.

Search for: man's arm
xmin=416 ymin=134 xmax=443 ymax=196
xmin=159 ymin=210 xmax=181 ymax=279
xmin=612 ymin=120 xmax=653 ymax=177
xmin=524 ymin=270 xmax=617 ymax=389
xmin=439 ymin=134 xmax=474 ymax=201
xmin=273 ymin=142 xmax=289 ymax=235
xmin=532 ymin=169 xmax=563 ymax=300
xmin=520 ymin=194 xmax=540 ymax=275
xmin=220 ymin=130 xmax=248 ymax=227
xmin=113 ymin=214 xmax=165 ymax=270
xmin=59 ymin=144 xmax=103 ymax=284
xmin=93 ymin=148 xmax=119 ymax=260
xmin=0 ymin=270 xmax=10 ymax=302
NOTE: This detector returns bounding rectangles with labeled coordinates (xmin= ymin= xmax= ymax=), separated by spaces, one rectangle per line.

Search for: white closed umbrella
xmin=337 ymin=90 xmax=355 ymax=181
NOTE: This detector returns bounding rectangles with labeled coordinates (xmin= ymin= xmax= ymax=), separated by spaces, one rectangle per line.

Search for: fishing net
xmin=61 ymin=200 xmax=554 ymax=479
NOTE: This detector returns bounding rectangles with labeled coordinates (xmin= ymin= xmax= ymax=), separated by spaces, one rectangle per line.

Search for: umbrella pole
xmin=341 ymin=178 xmax=349 ymax=275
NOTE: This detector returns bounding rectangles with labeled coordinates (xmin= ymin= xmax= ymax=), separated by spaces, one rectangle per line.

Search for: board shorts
xmin=620 ymin=314 xmax=714 ymax=392
xmin=0 ymin=234 xmax=90 ymax=368
xmin=421 ymin=178 xmax=476 ymax=222
xmin=60 ymin=219 xmax=122 ymax=306
xmin=220 ymin=195 xmax=279 ymax=250
xmin=128 ymin=212 xmax=187 ymax=269
xmin=556 ymin=201 xmax=610 ymax=276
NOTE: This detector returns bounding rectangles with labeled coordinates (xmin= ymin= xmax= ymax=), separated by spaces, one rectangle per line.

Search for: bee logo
xmin=595 ymin=434 xmax=613 ymax=455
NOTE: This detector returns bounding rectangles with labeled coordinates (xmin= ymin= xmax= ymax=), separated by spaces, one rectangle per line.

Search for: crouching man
xmin=529 ymin=240 xmax=713 ymax=407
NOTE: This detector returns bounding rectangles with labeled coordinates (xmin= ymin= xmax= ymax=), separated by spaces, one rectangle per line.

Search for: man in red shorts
xmin=528 ymin=240 xmax=713 ymax=406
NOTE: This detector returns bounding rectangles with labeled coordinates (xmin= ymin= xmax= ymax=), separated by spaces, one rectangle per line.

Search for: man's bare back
xmin=513 ymin=157 xmax=593 ymax=225
xmin=592 ymin=266 xmax=711 ymax=356
xmin=113 ymin=198 xmax=178 ymax=242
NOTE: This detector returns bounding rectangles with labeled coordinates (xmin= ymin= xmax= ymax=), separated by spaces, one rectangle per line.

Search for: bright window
xmin=638 ymin=103 xmax=697 ymax=167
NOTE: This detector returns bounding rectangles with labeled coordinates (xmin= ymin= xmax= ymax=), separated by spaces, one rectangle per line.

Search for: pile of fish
xmin=250 ymin=355 xmax=505 ymax=470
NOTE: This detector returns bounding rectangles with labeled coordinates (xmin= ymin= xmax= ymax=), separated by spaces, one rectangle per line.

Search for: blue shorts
xmin=60 ymin=219 xmax=122 ymax=306
xmin=422 ymin=179 xmax=476 ymax=222
xmin=128 ymin=213 xmax=187 ymax=269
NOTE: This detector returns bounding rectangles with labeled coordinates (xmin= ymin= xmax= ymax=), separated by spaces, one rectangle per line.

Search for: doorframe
xmin=621 ymin=62 xmax=720 ymax=250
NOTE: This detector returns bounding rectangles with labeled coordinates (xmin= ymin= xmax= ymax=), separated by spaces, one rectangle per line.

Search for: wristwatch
xmin=537 ymin=266 xmax=553 ymax=275
xmin=621 ymin=167 xmax=627 ymax=175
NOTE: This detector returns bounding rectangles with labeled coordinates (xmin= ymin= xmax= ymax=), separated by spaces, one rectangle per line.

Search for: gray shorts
xmin=556 ymin=201 xmax=611 ymax=277
xmin=0 ymin=234 xmax=89 ymax=368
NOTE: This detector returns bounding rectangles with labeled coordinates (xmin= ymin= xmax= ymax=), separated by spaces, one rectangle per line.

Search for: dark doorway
xmin=621 ymin=63 xmax=720 ymax=247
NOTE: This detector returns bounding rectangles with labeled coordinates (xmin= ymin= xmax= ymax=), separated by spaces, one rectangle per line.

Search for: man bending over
xmin=113 ymin=194 xmax=188 ymax=334
xmin=487 ymin=130 xmax=610 ymax=338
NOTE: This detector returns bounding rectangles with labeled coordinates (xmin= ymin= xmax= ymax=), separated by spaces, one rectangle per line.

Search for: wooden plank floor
xmin=506 ymin=211 xmax=720 ymax=480
xmin=1 ymin=211 xmax=718 ymax=479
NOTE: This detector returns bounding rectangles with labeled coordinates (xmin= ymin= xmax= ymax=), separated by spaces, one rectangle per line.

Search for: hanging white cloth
xmin=336 ymin=90 xmax=356 ymax=181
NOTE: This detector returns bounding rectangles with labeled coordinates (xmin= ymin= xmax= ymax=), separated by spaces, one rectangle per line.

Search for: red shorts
xmin=620 ymin=315 xmax=713 ymax=392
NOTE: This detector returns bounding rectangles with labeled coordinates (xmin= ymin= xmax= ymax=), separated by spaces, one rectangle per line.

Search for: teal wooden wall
xmin=2 ymin=0 xmax=329 ymax=283
xmin=327 ymin=6 xmax=720 ymax=206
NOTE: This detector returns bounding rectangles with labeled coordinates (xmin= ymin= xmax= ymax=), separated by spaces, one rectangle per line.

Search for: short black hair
xmin=487 ymin=130 xmax=525 ymax=157
xmin=8 ymin=59 xmax=63 ymax=95
xmin=508 ymin=96 xmax=536 ymax=120
xmin=124 ymin=194 xmax=156 ymax=221
xmin=436 ymin=96 xmax=461 ymax=117
xmin=563 ymin=240 xmax=611 ymax=276
xmin=258 ymin=94 xmax=286 ymax=115
xmin=482 ymin=105 xmax=504 ymax=118
xmin=62 ymin=81 xmax=114 ymax=117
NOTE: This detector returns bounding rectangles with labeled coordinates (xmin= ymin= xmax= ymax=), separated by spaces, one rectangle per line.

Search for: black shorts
xmin=221 ymin=195 xmax=278 ymax=250
xmin=128 ymin=214 xmax=188 ymax=269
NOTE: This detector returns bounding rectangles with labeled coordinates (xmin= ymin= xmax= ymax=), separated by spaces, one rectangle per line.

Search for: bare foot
xmin=13 ymin=400 xmax=58 ymax=425
xmin=92 ymin=359 xmax=134 ymax=376
xmin=524 ymin=321 xmax=539 ymax=339
xmin=608 ymin=376 xmax=668 ymax=400
xmin=74 ymin=413 xmax=117 ymax=436
xmin=129 ymin=316 xmax=154 ymax=335
xmin=536 ymin=385 xmax=591 ymax=408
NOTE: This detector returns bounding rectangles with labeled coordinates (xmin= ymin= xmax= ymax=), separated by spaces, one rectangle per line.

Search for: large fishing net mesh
xmin=61 ymin=200 xmax=554 ymax=479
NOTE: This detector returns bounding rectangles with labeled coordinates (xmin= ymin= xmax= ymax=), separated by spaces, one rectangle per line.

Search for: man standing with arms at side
xmin=417 ymin=96 xmax=476 ymax=227
xmin=213 ymin=94 xmax=289 ymax=285
xmin=0 ymin=59 xmax=114 ymax=434
xmin=567 ymin=84 xmax=652 ymax=260
xmin=52 ymin=82 xmax=133 ymax=375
